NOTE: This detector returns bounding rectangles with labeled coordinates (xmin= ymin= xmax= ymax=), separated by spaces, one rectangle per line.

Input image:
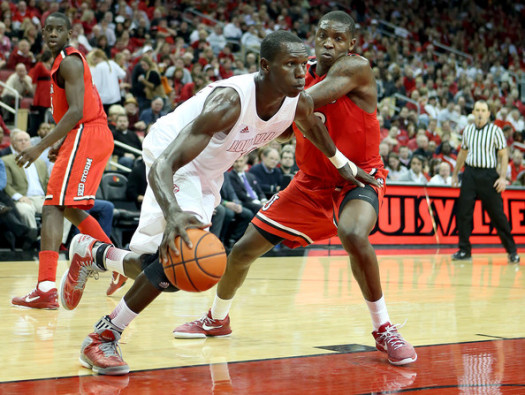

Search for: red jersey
xmin=29 ymin=62 xmax=51 ymax=108
xmin=50 ymin=46 xmax=106 ymax=126
xmin=293 ymin=58 xmax=384 ymax=184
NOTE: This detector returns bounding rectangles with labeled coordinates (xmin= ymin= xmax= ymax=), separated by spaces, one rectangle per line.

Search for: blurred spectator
xmin=1 ymin=63 xmax=34 ymax=122
xmin=398 ymin=145 xmax=411 ymax=168
xmin=139 ymin=97 xmax=167 ymax=127
xmin=428 ymin=162 xmax=452 ymax=186
xmin=228 ymin=155 xmax=266 ymax=214
xmin=88 ymin=49 xmax=127 ymax=113
xmin=123 ymin=96 xmax=146 ymax=133
xmin=249 ymin=147 xmax=282 ymax=199
xmin=436 ymin=141 xmax=457 ymax=169
xmin=28 ymin=50 xmax=52 ymax=137
xmin=507 ymin=149 xmax=525 ymax=184
xmin=219 ymin=172 xmax=253 ymax=249
xmin=399 ymin=155 xmax=429 ymax=184
xmin=30 ymin=122 xmax=53 ymax=175
xmin=6 ymin=39 xmax=35 ymax=71
xmin=207 ymin=25 xmax=227 ymax=55
xmin=279 ymin=147 xmax=298 ymax=189
xmin=126 ymin=157 xmax=146 ymax=209
xmin=0 ymin=22 xmax=12 ymax=58
xmin=386 ymin=152 xmax=409 ymax=181
xmin=112 ymin=114 xmax=143 ymax=169
xmin=412 ymin=134 xmax=434 ymax=160
xmin=507 ymin=109 xmax=524 ymax=133
xmin=107 ymin=104 xmax=126 ymax=132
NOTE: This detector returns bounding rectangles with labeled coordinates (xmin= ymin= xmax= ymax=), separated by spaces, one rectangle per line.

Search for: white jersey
xmin=132 ymin=73 xmax=300 ymax=254
xmin=142 ymin=73 xmax=299 ymax=204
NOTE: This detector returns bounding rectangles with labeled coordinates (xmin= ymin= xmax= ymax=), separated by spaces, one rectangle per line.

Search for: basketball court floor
xmin=1 ymin=247 xmax=524 ymax=394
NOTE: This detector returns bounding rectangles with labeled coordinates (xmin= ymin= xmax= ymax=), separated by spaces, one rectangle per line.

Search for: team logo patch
xmin=173 ymin=184 xmax=180 ymax=194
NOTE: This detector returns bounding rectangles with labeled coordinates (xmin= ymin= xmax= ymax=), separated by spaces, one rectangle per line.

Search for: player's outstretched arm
xmin=306 ymin=55 xmax=373 ymax=109
xmin=149 ymin=87 xmax=240 ymax=262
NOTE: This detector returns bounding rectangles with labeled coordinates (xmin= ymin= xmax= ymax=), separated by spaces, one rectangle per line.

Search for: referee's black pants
xmin=457 ymin=165 xmax=517 ymax=254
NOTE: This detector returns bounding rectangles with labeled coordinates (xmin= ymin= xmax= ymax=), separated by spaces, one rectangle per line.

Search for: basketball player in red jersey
xmin=175 ymin=11 xmax=417 ymax=366
xmin=11 ymin=13 xmax=117 ymax=309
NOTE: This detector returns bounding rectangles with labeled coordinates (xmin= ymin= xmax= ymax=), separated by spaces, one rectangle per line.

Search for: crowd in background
xmin=0 ymin=0 xmax=524 ymax=248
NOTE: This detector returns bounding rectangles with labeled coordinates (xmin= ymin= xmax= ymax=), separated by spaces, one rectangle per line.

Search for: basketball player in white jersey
xmin=60 ymin=30 xmax=378 ymax=375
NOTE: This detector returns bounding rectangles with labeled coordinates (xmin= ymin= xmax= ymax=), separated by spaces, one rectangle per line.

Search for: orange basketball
xmin=162 ymin=229 xmax=227 ymax=292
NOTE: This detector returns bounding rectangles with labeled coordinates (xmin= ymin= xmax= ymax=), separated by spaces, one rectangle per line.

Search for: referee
xmin=451 ymin=100 xmax=520 ymax=263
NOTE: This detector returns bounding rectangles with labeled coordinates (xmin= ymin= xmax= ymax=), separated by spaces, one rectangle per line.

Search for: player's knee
xmin=338 ymin=226 xmax=368 ymax=252
xmin=228 ymin=243 xmax=258 ymax=270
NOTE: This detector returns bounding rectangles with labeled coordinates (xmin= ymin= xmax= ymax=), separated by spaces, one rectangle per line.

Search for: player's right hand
xmin=338 ymin=164 xmax=380 ymax=188
xmin=159 ymin=212 xmax=210 ymax=264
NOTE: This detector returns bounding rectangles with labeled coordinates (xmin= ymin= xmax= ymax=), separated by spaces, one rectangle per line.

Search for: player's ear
xmin=260 ymin=58 xmax=270 ymax=73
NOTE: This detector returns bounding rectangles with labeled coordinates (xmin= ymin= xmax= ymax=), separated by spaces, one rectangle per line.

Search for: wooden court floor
xmin=1 ymin=249 xmax=524 ymax=394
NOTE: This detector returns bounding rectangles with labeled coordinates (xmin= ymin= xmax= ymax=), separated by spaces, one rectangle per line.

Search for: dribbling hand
xmin=159 ymin=212 xmax=211 ymax=265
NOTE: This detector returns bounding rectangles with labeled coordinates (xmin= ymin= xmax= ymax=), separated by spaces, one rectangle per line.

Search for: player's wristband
xmin=329 ymin=149 xmax=357 ymax=176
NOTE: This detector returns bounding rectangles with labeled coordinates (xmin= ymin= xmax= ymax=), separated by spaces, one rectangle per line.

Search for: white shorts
xmin=129 ymin=131 xmax=216 ymax=255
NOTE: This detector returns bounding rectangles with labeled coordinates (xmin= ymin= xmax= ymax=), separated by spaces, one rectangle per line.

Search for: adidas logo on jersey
xmin=240 ymin=126 xmax=250 ymax=133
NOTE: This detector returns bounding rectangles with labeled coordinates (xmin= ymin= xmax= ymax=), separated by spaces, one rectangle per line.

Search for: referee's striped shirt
xmin=461 ymin=122 xmax=507 ymax=168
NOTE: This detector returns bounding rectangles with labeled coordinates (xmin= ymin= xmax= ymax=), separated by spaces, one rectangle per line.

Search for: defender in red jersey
xmin=12 ymin=13 xmax=117 ymax=310
xmin=175 ymin=11 xmax=417 ymax=366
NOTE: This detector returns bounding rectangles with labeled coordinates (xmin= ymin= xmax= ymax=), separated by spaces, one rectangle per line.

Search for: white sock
xmin=210 ymin=295 xmax=233 ymax=320
xmin=38 ymin=281 xmax=56 ymax=292
xmin=366 ymin=296 xmax=390 ymax=331
xmin=104 ymin=246 xmax=131 ymax=276
xmin=109 ymin=298 xmax=138 ymax=330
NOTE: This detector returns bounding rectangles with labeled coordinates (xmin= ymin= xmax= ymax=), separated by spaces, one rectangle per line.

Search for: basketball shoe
xmin=60 ymin=234 xmax=105 ymax=310
xmin=106 ymin=272 xmax=127 ymax=296
xmin=173 ymin=310 xmax=232 ymax=339
xmin=11 ymin=286 xmax=59 ymax=310
xmin=80 ymin=315 xmax=129 ymax=375
xmin=372 ymin=322 xmax=417 ymax=366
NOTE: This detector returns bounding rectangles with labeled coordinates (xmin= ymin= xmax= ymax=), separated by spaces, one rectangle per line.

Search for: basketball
xmin=162 ymin=229 xmax=227 ymax=292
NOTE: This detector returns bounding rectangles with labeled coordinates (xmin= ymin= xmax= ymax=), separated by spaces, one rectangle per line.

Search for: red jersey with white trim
xmin=50 ymin=46 xmax=106 ymax=126
xmin=293 ymin=57 xmax=383 ymax=184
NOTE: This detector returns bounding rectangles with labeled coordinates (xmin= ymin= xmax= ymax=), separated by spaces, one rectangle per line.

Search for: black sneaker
xmin=508 ymin=253 xmax=520 ymax=264
xmin=452 ymin=250 xmax=471 ymax=261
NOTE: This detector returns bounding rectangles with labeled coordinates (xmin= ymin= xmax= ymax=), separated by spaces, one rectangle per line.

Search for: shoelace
xmin=99 ymin=339 xmax=125 ymax=360
xmin=377 ymin=322 xmax=407 ymax=350
xmin=74 ymin=266 xmax=99 ymax=290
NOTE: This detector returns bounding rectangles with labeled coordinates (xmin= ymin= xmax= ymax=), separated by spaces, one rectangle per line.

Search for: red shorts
xmin=45 ymin=122 xmax=113 ymax=209
xmin=251 ymin=169 xmax=386 ymax=248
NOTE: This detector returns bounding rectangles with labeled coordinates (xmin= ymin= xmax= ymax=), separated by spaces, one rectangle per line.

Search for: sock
xmin=104 ymin=246 xmax=132 ymax=276
xmin=38 ymin=280 xmax=55 ymax=292
xmin=109 ymin=298 xmax=138 ymax=330
xmin=38 ymin=250 xmax=59 ymax=283
xmin=78 ymin=215 xmax=112 ymax=244
xmin=210 ymin=295 xmax=233 ymax=320
xmin=366 ymin=296 xmax=390 ymax=331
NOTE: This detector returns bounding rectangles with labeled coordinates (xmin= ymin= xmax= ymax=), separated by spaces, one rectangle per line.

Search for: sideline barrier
xmin=314 ymin=184 xmax=525 ymax=246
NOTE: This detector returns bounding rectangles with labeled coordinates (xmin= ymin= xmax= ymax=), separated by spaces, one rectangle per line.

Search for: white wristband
xmin=328 ymin=149 xmax=357 ymax=176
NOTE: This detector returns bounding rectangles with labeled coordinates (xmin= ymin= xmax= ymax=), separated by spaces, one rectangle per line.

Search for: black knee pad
xmin=142 ymin=252 xmax=180 ymax=293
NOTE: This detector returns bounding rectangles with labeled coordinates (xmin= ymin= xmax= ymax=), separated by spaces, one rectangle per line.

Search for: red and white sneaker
xmin=173 ymin=310 xmax=232 ymax=339
xmin=60 ymin=234 xmax=104 ymax=310
xmin=80 ymin=316 xmax=130 ymax=375
xmin=373 ymin=322 xmax=417 ymax=365
xmin=11 ymin=286 xmax=59 ymax=310
xmin=106 ymin=272 xmax=127 ymax=296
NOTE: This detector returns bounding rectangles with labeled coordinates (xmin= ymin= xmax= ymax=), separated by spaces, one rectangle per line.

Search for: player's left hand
xmin=16 ymin=145 xmax=44 ymax=168
xmin=338 ymin=164 xmax=380 ymax=188
xmin=493 ymin=177 xmax=508 ymax=193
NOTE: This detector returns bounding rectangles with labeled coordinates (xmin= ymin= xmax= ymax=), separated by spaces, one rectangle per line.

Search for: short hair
xmin=260 ymin=30 xmax=303 ymax=62
xmin=319 ymin=11 xmax=355 ymax=36
xmin=46 ymin=12 xmax=72 ymax=30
